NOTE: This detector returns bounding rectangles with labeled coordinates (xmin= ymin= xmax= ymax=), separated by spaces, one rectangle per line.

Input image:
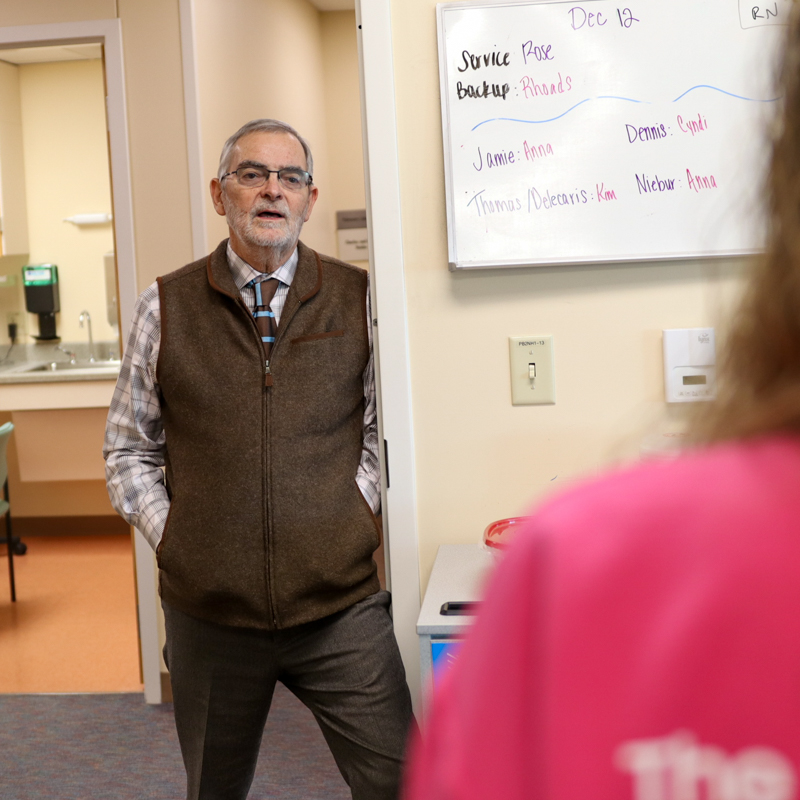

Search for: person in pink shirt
xmin=404 ymin=10 xmax=800 ymax=800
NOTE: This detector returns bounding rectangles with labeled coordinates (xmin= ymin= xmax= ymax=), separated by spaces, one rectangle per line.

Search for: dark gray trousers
xmin=162 ymin=591 xmax=415 ymax=800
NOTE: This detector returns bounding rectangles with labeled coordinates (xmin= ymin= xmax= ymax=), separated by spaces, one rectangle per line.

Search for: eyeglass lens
xmin=233 ymin=166 xmax=310 ymax=190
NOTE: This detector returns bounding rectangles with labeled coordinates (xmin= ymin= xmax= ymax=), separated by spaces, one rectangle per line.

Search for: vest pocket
xmin=290 ymin=329 xmax=345 ymax=345
xmin=355 ymin=479 xmax=382 ymax=552
xmin=156 ymin=504 xmax=174 ymax=569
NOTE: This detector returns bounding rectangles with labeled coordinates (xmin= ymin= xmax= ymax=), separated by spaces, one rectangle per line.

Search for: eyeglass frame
xmin=220 ymin=161 xmax=313 ymax=191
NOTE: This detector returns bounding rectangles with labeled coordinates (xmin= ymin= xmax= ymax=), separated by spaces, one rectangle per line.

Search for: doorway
xmin=0 ymin=20 xmax=144 ymax=696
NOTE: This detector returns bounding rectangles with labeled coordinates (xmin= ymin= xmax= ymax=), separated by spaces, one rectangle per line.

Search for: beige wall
xmin=321 ymin=10 xmax=367 ymax=269
xmin=320 ymin=11 xmax=364 ymax=212
xmin=388 ymin=0 xmax=749 ymax=590
xmin=192 ymin=4 xmax=368 ymax=263
xmin=0 ymin=59 xmax=29 ymax=258
xmin=0 ymin=61 xmax=30 ymax=339
xmin=194 ymin=0 xmax=334 ymax=256
xmin=0 ymin=0 xmax=193 ymax=517
xmin=19 ymin=59 xmax=116 ymax=343
xmin=117 ymin=0 xmax=193 ymax=290
xmin=0 ymin=1 xmax=114 ymax=27
xmin=193 ymin=3 xmax=368 ymax=263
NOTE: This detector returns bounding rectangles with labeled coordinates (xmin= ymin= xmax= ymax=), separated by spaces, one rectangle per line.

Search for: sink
xmin=27 ymin=359 xmax=121 ymax=373
xmin=0 ymin=341 xmax=123 ymax=384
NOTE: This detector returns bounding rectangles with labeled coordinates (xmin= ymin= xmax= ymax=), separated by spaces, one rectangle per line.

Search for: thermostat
xmin=662 ymin=328 xmax=715 ymax=403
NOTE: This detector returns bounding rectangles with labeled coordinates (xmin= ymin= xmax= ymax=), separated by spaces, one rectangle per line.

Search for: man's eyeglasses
xmin=221 ymin=164 xmax=313 ymax=191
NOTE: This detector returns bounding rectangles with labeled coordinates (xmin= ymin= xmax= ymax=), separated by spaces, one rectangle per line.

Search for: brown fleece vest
xmin=155 ymin=240 xmax=380 ymax=629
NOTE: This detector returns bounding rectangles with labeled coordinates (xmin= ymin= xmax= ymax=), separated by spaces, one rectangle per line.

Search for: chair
xmin=0 ymin=422 xmax=19 ymax=601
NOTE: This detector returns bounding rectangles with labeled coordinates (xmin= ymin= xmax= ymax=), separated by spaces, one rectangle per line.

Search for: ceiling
xmin=0 ymin=43 xmax=102 ymax=65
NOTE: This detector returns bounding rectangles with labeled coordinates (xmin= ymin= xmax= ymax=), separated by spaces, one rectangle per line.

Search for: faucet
xmin=79 ymin=310 xmax=95 ymax=362
xmin=54 ymin=345 xmax=77 ymax=364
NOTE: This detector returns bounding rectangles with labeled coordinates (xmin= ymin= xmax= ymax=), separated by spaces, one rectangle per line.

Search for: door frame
xmin=354 ymin=0 xmax=422 ymax=710
xmin=0 ymin=19 xmax=161 ymax=703
xmin=176 ymin=0 xmax=423 ymax=709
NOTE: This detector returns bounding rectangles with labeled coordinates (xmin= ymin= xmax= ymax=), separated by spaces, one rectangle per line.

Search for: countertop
xmin=0 ymin=340 xmax=120 ymax=385
xmin=417 ymin=544 xmax=497 ymax=636
xmin=0 ymin=361 xmax=120 ymax=384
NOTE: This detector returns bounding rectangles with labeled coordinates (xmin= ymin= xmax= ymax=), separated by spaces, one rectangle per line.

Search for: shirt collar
xmin=226 ymin=240 xmax=299 ymax=291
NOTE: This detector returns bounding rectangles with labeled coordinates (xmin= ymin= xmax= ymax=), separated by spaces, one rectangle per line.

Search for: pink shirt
xmin=405 ymin=436 xmax=800 ymax=800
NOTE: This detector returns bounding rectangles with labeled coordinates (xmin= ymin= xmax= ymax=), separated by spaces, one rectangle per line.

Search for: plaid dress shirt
xmin=103 ymin=243 xmax=380 ymax=551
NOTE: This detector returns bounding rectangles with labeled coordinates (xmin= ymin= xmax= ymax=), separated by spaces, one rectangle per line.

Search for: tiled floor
xmin=0 ymin=534 xmax=142 ymax=694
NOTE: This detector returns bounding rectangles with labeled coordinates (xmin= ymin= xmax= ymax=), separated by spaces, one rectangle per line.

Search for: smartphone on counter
xmin=440 ymin=601 xmax=480 ymax=616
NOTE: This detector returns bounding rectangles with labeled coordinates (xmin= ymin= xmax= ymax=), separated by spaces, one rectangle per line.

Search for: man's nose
xmin=260 ymin=173 xmax=283 ymax=197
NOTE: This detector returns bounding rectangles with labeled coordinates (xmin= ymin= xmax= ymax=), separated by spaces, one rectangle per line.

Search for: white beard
xmin=224 ymin=197 xmax=308 ymax=253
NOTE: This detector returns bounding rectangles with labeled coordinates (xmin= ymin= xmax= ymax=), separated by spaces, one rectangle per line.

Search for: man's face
xmin=211 ymin=131 xmax=318 ymax=258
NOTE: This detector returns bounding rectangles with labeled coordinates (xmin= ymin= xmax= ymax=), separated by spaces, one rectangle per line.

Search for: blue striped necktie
xmin=252 ymin=277 xmax=280 ymax=361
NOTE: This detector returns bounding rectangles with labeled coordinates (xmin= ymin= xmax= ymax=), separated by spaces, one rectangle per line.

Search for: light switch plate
xmin=509 ymin=335 xmax=555 ymax=405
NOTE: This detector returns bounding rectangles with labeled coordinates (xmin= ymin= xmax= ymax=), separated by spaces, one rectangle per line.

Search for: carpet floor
xmin=0 ymin=683 xmax=350 ymax=800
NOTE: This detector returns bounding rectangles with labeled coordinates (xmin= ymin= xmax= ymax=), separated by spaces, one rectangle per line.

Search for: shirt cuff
xmin=136 ymin=498 xmax=171 ymax=553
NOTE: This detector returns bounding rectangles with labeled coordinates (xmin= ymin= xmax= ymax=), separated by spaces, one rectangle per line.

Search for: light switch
xmin=509 ymin=335 xmax=555 ymax=405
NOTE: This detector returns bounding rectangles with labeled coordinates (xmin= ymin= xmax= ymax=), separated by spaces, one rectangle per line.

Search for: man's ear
xmin=210 ymin=178 xmax=226 ymax=217
xmin=303 ymin=185 xmax=319 ymax=222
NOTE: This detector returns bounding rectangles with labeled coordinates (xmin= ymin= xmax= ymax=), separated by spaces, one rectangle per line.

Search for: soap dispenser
xmin=22 ymin=264 xmax=60 ymax=341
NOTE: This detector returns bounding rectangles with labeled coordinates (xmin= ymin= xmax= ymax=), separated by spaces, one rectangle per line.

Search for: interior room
xmin=0 ymin=38 xmax=138 ymax=694
xmin=1 ymin=0 xmax=789 ymax=797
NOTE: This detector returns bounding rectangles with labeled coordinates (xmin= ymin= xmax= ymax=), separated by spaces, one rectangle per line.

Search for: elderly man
xmin=104 ymin=119 xmax=414 ymax=800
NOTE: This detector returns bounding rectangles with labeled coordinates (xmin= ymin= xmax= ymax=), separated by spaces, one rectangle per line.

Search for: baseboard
xmin=1 ymin=515 xmax=129 ymax=537
xmin=161 ymin=671 xmax=173 ymax=703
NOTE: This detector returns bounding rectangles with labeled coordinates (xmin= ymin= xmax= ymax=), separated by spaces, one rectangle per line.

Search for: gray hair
xmin=217 ymin=119 xmax=314 ymax=183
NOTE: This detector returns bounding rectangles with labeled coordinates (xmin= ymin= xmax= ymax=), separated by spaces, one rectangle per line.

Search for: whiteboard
xmin=437 ymin=0 xmax=788 ymax=269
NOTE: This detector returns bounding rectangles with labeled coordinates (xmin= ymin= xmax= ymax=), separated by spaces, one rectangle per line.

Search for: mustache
xmin=250 ymin=203 xmax=288 ymax=218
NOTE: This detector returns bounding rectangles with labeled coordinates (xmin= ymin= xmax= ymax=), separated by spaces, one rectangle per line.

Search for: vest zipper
xmin=263 ymin=364 xmax=277 ymax=629
xmin=237 ymin=296 xmax=278 ymax=628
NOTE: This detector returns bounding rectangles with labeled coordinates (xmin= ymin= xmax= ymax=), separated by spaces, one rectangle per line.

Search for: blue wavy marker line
xmin=596 ymin=95 xmax=649 ymax=103
xmin=471 ymin=88 xmax=781 ymax=131
xmin=470 ymin=98 xmax=592 ymax=130
xmin=471 ymin=95 xmax=652 ymax=130
xmin=673 ymin=85 xmax=781 ymax=103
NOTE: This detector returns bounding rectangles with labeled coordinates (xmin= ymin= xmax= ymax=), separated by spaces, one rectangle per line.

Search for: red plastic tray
xmin=482 ymin=517 xmax=531 ymax=551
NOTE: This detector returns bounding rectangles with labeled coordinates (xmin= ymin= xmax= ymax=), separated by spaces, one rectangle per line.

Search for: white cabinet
xmin=417 ymin=545 xmax=495 ymax=716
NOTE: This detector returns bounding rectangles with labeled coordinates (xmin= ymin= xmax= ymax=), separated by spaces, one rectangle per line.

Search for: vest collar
xmin=206 ymin=239 xmax=322 ymax=306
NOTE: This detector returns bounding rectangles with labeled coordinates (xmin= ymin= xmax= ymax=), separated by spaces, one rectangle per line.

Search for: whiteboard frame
xmin=436 ymin=0 xmax=764 ymax=271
